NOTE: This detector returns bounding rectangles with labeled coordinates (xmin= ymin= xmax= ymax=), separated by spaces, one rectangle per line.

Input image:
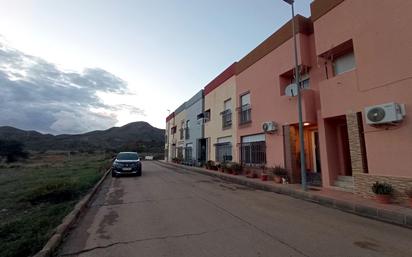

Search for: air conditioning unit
xmin=365 ymin=102 xmax=406 ymax=125
xmin=262 ymin=121 xmax=278 ymax=133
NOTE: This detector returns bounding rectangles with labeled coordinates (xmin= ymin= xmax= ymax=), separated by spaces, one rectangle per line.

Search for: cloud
xmin=0 ymin=39 xmax=144 ymax=134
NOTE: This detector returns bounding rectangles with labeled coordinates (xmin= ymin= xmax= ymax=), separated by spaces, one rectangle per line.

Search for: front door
xmin=312 ymin=131 xmax=321 ymax=173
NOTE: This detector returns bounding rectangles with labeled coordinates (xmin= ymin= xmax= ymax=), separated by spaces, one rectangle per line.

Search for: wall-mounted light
xmin=304 ymin=122 xmax=310 ymax=126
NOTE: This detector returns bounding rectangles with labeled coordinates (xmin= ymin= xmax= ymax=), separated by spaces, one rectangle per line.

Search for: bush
xmin=272 ymin=165 xmax=288 ymax=177
xmin=371 ymin=181 xmax=393 ymax=195
xmin=205 ymin=160 xmax=215 ymax=169
xmin=229 ymin=162 xmax=242 ymax=173
xmin=0 ymin=140 xmax=29 ymax=163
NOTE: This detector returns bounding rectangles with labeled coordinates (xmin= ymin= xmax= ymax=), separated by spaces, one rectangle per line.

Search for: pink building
xmin=235 ymin=0 xmax=412 ymax=200
xmin=166 ymin=0 xmax=412 ymax=202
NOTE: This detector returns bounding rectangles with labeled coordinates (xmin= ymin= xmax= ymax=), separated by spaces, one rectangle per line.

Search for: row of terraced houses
xmin=164 ymin=0 xmax=412 ymax=201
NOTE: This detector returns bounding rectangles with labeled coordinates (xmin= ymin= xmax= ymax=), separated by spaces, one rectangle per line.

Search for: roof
xmin=166 ymin=112 xmax=175 ymax=122
xmin=310 ymin=0 xmax=345 ymax=22
xmin=236 ymin=15 xmax=313 ymax=75
xmin=186 ymin=90 xmax=204 ymax=108
xmin=204 ymin=63 xmax=237 ymax=96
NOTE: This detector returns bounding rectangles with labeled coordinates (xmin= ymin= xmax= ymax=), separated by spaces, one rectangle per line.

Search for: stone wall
xmin=346 ymin=112 xmax=367 ymax=174
xmin=354 ymin=173 xmax=412 ymax=203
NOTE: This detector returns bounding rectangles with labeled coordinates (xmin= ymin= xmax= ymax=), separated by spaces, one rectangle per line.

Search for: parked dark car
xmin=111 ymin=152 xmax=142 ymax=177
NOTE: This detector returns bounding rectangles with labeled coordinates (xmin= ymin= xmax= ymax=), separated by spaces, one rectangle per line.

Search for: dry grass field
xmin=0 ymin=152 xmax=111 ymax=257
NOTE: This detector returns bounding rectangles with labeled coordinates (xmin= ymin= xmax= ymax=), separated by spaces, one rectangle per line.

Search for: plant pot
xmin=261 ymin=174 xmax=268 ymax=181
xmin=376 ymin=194 xmax=391 ymax=204
xmin=228 ymin=170 xmax=233 ymax=174
xmin=274 ymin=176 xmax=282 ymax=184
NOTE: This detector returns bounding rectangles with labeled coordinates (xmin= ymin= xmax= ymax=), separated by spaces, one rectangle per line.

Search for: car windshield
xmin=116 ymin=152 xmax=139 ymax=161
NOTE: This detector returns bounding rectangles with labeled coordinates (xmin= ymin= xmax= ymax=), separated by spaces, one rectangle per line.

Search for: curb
xmin=33 ymin=168 xmax=112 ymax=257
xmin=158 ymin=161 xmax=412 ymax=229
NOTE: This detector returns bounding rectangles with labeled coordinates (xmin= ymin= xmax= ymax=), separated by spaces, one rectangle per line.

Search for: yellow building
xmin=203 ymin=63 xmax=238 ymax=163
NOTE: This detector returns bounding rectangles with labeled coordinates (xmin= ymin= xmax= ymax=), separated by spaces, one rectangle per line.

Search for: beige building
xmin=165 ymin=112 xmax=175 ymax=161
xmin=204 ymin=63 xmax=238 ymax=163
xmin=173 ymin=103 xmax=186 ymax=159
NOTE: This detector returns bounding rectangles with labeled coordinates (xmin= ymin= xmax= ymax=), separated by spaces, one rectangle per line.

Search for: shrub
xmin=371 ymin=181 xmax=393 ymax=195
xmin=230 ymin=162 xmax=242 ymax=173
xmin=0 ymin=140 xmax=29 ymax=163
xmin=272 ymin=165 xmax=288 ymax=177
xmin=206 ymin=160 xmax=215 ymax=169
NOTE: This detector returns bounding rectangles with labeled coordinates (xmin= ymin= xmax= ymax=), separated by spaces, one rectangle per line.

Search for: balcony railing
xmin=221 ymin=110 xmax=232 ymax=129
xmin=239 ymin=104 xmax=252 ymax=125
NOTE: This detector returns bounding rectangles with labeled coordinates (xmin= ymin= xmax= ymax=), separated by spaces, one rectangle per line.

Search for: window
xmin=185 ymin=143 xmax=193 ymax=163
xmin=333 ymin=51 xmax=356 ymax=75
xmin=221 ymin=99 xmax=232 ymax=129
xmin=179 ymin=121 xmax=184 ymax=140
xmin=204 ymin=109 xmax=211 ymax=122
xmin=185 ymin=120 xmax=190 ymax=139
xmin=177 ymin=147 xmax=183 ymax=159
xmin=215 ymin=137 xmax=232 ymax=162
xmin=171 ymin=126 xmax=177 ymax=134
xmin=294 ymin=72 xmax=310 ymax=90
xmin=240 ymin=134 xmax=266 ymax=165
xmin=239 ymin=93 xmax=251 ymax=125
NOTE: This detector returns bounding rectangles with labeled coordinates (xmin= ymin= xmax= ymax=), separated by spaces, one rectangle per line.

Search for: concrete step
xmin=336 ymin=176 xmax=354 ymax=182
xmin=334 ymin=180 xmax=353 ymax=188
xmin=329 ymin=185 xmax=354 ymax=193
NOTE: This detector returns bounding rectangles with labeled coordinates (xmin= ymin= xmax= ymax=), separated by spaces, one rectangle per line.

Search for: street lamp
xmin=283 ymin=0 xmax=307 ymax=190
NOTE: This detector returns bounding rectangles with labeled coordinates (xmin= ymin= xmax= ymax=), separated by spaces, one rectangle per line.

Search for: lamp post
xmin=283 ymin=0 xmax=307 ymax=190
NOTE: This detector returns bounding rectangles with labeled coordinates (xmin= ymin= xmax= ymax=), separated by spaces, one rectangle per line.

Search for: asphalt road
xmin=58 ymin=161 xmax=412 ymax=257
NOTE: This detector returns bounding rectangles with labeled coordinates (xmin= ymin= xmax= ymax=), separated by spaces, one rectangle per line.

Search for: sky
xmin=0 ymin=0 xmax=312 ymax=134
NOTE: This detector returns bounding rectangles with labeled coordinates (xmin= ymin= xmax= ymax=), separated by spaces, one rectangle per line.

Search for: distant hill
xmin=0 ymin=122 xmax=165 ymax=154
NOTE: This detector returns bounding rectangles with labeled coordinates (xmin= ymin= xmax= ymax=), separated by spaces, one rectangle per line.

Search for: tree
xmin=0 ymin=140 xmax=29 ymax=162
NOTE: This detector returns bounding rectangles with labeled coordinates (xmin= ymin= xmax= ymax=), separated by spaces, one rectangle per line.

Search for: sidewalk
xmin=159 ymin=161 xmax=412 ymax=229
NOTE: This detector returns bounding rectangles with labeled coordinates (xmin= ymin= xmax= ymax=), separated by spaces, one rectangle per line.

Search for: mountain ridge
xmin=0 ymin=121 xmax=165 ymax=153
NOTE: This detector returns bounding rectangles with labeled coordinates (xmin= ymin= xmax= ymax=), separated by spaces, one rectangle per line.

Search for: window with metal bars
xmin=239 ymin=104 xmax=251 ymax=125
xmin=240 ymin=141 xmax=266 ymax=165
xmin=185 ymin=147 xmax=192 ymax=162
xmin=215 ymin=143 xmax=232 ymax=162
xmin=221 ymin=109 xmax=232 ymax=129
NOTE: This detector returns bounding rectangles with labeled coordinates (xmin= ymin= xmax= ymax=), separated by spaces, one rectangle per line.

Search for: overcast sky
xmin=0 ymin=0 xmax=311 ymax=134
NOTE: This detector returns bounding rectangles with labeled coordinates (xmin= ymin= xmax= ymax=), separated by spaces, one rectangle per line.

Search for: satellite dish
xmin=285 ymin=83 xmax=298 ymax=97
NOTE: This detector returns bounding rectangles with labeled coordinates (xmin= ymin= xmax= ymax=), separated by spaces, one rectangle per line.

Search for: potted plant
xmin=217 ymin=163 xmax=223 ymax=172
xmin=372 ymin=181 xmax=393 ymax=204
xmin=246 ymin=168 xmax=258 ymax=178
xmin=231 ymin=162 xmax=242 ymax=175
xmin=272 ymin=165 xmax=288 ymax=184
xmin=205 ymin=160 xmax=214 ymax=170
xmin=225 ymin=163 xmax=234 ymax=174
xmin=259 ymin=165 xmax=268 ymax=181
xmin=405 ymin=188 xmax=412 ymax=207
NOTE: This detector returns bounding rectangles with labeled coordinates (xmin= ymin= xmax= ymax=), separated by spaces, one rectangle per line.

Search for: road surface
xmin=58 ymin=161 xmax=412 ymax=257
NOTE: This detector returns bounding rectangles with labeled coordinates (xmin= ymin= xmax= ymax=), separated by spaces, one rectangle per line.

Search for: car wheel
xmin=137 ymin=171 xmax=142 ymax=177
xmin=111 ymin=171 xmax=117 ymax=178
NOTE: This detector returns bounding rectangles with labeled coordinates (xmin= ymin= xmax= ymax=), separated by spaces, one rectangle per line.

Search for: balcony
xmin=318 ymin=69 xmax=358 ymax=119
xmin=238 ymin=105 xmax=252 ymax=125
xmin=280 ymin=89 xmax=317 ymax=125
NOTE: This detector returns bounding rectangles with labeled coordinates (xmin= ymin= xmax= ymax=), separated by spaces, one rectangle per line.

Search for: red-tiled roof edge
xmin=166 ymin=112 xmax=175 ymax=122
xmin=204 ymin=62 xmax=237 ymax=96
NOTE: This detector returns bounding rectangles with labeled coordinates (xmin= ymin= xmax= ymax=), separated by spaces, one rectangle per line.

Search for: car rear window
xmin=116 ymin=152 xmax=139 ymax=160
